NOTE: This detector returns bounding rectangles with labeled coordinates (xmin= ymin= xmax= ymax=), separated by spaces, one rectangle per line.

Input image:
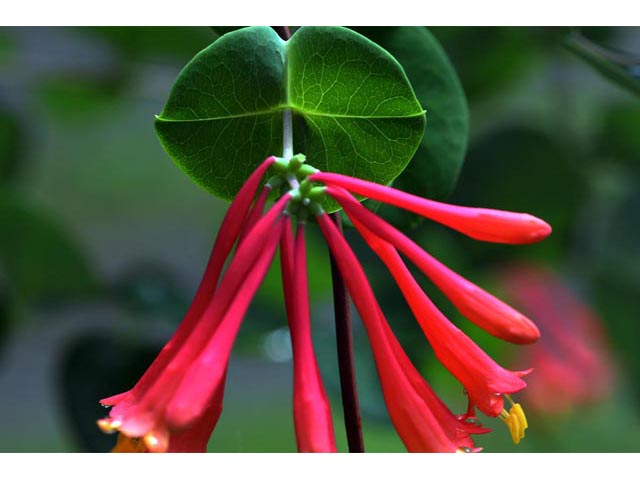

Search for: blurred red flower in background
xmin=500 ymin=265 xmax=615 ymax=415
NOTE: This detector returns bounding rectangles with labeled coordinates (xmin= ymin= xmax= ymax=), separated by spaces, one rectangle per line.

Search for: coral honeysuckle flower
xmin=317 ymin=213 xmax=489 ymax=452
xmin=280 ymin=217 xmax=337 ymax=452
xmin=98 ymin=153 xmax=550 ymax=452
xmin=500 ymin=265 xmax=614 ymax=415
xmin=325 ymin=186 xmax=532 ymax=417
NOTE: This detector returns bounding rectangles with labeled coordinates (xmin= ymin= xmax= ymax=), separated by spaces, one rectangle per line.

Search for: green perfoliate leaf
xmin=287 ymin=27 xmax=426 ymax=187
xmin=155 ymin=26 xmax=425 ymax=202
xmin=354 ymin=27 xmax=468 ymax=228
xmin=155 ymin=26 xmax=285 ymax=200
xmin=357 ymin=27 xmax=468 ymax=199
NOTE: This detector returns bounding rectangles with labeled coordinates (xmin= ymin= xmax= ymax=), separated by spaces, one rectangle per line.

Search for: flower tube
xmin=99 ymin=193 xmax=291 ymax=451
xmin=350 ymin=216 xmax=528 ymax=417
xmin=317 ymin=213 xmax=485 ymax=452
xmin=280 ymin=218 xmax=337 ymax=452
xmin=327 ymin=186 xmax=539 ymax=345
xmin=311 ymin=171 xmax=551 ymax=244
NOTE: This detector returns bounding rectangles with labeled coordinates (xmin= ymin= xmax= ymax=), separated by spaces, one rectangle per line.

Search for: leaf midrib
xmin=156 ymin=105 xmax=426 ymax=123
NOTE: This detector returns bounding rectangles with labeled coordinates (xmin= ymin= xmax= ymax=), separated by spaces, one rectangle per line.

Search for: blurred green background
xmin=0 ymin=26 xmax=639 ymax=453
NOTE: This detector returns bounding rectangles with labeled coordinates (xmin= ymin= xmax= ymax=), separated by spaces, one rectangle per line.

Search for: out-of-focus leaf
xmin=0 ymin=276 xmax=11 ymax=356
xmin=354 ymin=27 xmax=468 ymax=228
xmin=430 ymin=27 xmax=542 ymax=101
xmin=37 ymin=76 xmax=124 ymax=121
xmin=0 ymin=29 xmax=15 ymax=66
xmin=113 ymin=262 xmax=188 ymax=321
xmin=0 ymin=108 xmax=24 ymax=183
xmin=155 ymin=26 xmax=425 ymax=207
xmin=565 ymin=31 xmax=640 ymax=98
xmin=58 ymin=333 xmax=160 ymax=452
xmin=449 ymin=126 xmax=583 ymax=264
xmin=596 ymin=103 xmax=640 ymax=163
xmin=588 ymin=186 xmax=640 ymax=403
xmin=84 ymin=27 xmax=216 ymax=61
xmin=210 ymin=27 xmax=244 ymax=37
xmin=0 ymin=192 xmax=99 ymax=309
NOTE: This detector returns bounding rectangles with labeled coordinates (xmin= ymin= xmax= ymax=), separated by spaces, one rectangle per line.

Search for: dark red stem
xmin=272 ymin=26 xmax=292 ymax=40
xmin=329 ymin=212 xmax=365 ymax=452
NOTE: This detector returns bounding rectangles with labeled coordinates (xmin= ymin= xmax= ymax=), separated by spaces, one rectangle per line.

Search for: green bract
xmin=155 ymin=26 xmax=426 ymax=201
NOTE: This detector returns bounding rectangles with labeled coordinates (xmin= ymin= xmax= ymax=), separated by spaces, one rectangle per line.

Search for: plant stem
xmin=274 ymin=24 xmax=364 ymax=452
xmin=273 ymin=26 xmax=292 ymax=41
xmin=283 ymin=109 xmax=293 ymax=160
xmin=329 ymin=212 xmax=365 ymax=453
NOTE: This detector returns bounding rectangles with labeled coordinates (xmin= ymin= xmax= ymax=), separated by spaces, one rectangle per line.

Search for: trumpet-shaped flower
xmin=98 ymin=153 xmax=550 ymax=452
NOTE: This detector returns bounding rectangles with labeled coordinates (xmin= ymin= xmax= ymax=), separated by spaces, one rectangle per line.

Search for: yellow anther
xmin=512 ymin=403 xmax=528 ymax=430
xmin=97 ymin=418 xmax=121 ymax=434
xmin=143 ymin=431 xmax=169 ymax=453
xmin=499 ymin=400 xmax=528 ymax=445
xmin=145 ymin=435 xmax=159 ymax=448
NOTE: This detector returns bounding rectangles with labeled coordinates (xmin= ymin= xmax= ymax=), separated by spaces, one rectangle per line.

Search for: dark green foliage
xmin=0 ymin=192 xmax=98 ymax=309
xmin=155 ymin=27 xmax=425 ymax=204
xmin=58 ymin=334 xmax=161 ymax=452
xmin=0 ymin=109 xmax=24 ymax=183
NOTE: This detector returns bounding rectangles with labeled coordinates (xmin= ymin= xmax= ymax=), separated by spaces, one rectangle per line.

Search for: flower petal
xmin=328 ymin=186 xmax=540 ymax=345
xmin=317 ymin=213 xmax=483 ymax=451
xmin=312 ymin=172 xmax=551 ymax=244
xmin=281 ymin=220 xmax=337 ymax=452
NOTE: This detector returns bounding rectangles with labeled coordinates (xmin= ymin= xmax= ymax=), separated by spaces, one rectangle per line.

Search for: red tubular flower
xmin=238 ymin=185 xmax=271 ymax=245
xmin=317 ymin=213 xmax=489 ymax=452
xmin=311 ymin=172 xmax=551 ymax=244
xmin=348 ymin=214 xmax=527 ymax=417
xmin=325 ymin=185 xmax=540 ymax=345
xmin=99 ymin=173 xmax=290 ymax=451
xmin=101 ymin=156 xmax=277 ymax=410
xmin=280 ymin=218 xmax=337 ymax=452
xmin=165 ymin=219 xmax=285 ymax=428
xmin=99 ymin=151 xmax=549 ymax=452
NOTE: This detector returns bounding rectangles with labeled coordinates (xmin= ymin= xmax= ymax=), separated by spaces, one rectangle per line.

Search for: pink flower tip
xmin=470 ymin=210 xmax=552 ymax=245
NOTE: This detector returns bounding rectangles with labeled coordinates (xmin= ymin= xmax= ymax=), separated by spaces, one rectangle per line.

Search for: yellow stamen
xmin=145 ymin=435 xmax=159 ymax=448
xmin=112 ymin=434 xmax=148 ymax=453
xmin=498 ymin=398 xmax=528 ymax=445
xmin=97 ymin=418 xmax=121 ymax=434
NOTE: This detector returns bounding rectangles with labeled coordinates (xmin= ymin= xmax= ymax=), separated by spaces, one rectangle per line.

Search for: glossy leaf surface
xmin=354 ymin=27 xmax=469 ymax=228
xmin=155 ymin=26 xmax=425 ymax=201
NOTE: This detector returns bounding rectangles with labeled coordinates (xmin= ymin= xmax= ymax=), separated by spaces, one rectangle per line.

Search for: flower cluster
xmin=98 ymin=154 xmax=551 ymax=452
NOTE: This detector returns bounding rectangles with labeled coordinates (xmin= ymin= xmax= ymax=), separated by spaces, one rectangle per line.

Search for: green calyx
xmin=272 ymin=154 xmax=326 ymax=222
